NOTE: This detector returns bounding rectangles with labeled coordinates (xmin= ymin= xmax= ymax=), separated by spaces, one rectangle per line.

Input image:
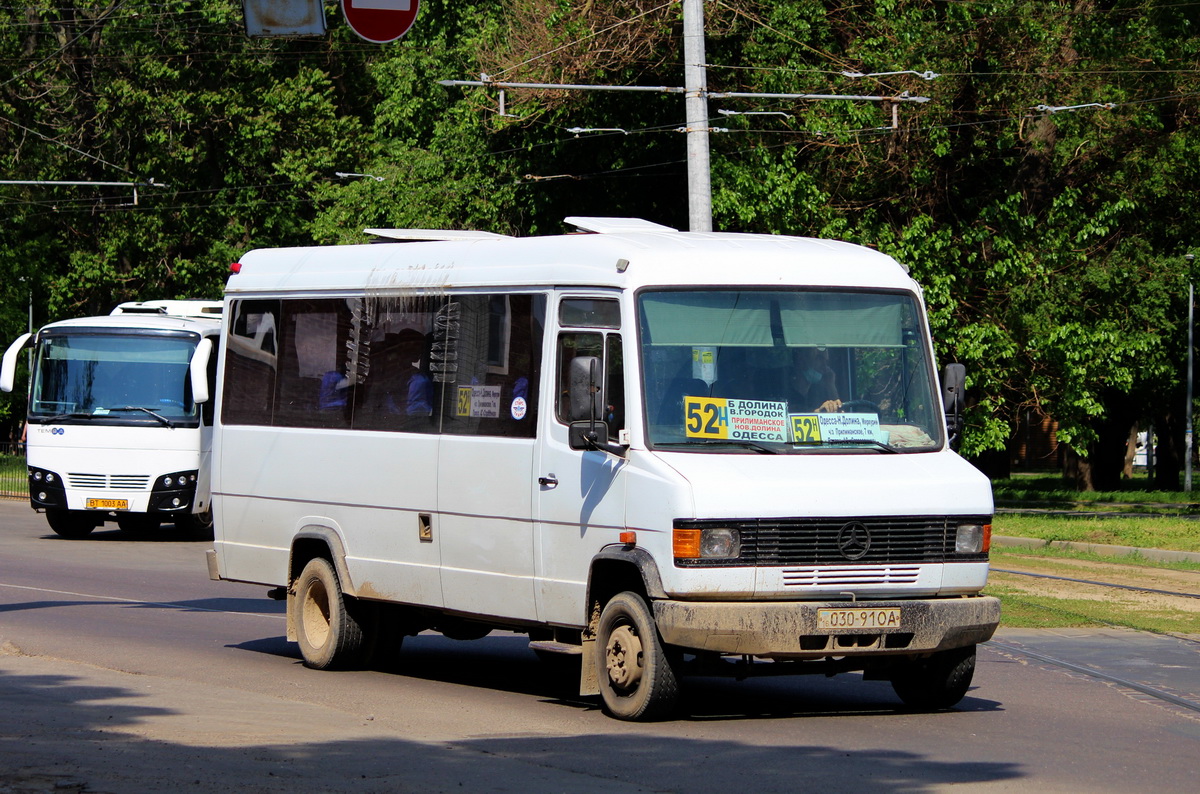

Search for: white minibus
xmin=1 ymin=300 xmax=222 ymax=537
xmin=208 ymin=218 xmax=998 ymax=720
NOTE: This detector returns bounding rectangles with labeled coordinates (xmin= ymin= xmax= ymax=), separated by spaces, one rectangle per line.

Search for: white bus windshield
xmin=638 ymin=289 xmax=943 ymax=452
xmin=29 ymin=331 xmax=200 ymax=426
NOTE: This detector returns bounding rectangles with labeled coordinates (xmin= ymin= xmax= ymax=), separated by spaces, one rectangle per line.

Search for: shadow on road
xmin=0 ymin=657 xmax=1022 ymax=793
xmin=229 ymin=629 xmax=1004 ymax=721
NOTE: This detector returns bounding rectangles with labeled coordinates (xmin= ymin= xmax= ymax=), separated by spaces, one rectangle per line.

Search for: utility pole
xmin=439 ymin=3 xmax=930 ymax=232
xmin=682 ymin=0 xmax=711 ymax=232
xmin=1187 ymin=253 xmax=1195 ymax=491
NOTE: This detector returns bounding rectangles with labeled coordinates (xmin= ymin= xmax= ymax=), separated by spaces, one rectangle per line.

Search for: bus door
xmin=434 ymin=294 xmax=546 ymax=621
xmin=533 ymin=297 xmax=628 ymax=626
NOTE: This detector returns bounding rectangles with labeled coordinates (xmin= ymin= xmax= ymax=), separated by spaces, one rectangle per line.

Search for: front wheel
xmin=46 ymin=510 xmax=97 ymax=539
xmin=595 ymin=591 xmax=680 ymax=721
xmin=890 ymin=644 xmax=976 ymax=710
xmin=294 ymin=557 xmax=366 ymax=670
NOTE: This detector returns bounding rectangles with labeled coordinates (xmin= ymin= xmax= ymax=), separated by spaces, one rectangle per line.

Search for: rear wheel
xmin=46 ymin=510 xmax=97 ymax=539
xmin=595 ymin=591 xmax=680 ymax=721
xmin=363 ymin=603 xmax=407 ymax=671
xmin=891 ymin=644 xmax=976 ymax=710
xmin=294 ymin=557 xmax=366 ymax=670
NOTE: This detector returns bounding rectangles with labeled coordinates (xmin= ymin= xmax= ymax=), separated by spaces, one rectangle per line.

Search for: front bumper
xmin=653 ymin=595 xmax=1000 ymax=657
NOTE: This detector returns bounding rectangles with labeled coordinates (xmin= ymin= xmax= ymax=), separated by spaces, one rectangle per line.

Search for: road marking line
xmin=0 ymin=581 xmax=286 ymax=620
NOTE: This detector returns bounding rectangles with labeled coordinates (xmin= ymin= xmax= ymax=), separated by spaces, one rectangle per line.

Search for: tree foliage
xmin=1 ymin=0 xmax=1198 ymax=487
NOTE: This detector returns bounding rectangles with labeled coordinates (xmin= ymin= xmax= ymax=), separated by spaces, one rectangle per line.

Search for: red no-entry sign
xmin=342 ymin=0 xmax=420 ymax=44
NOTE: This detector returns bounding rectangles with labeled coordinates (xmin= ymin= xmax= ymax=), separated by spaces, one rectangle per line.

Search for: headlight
xmin=955 ymin=523 xmax=991 ymax=554
xmin=674 ymin=527 xmax=741 ymax=559
xmin=155 ymin=470 xmax=198 ymax=491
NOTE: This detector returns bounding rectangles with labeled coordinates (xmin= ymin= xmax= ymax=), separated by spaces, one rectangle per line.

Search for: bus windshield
xmin=29 ymin=330 xmax=201 ymax=425
xmin=638 ymin=289 xmax=943 ymax=453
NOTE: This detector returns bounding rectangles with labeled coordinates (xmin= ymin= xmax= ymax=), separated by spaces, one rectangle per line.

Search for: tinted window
xmin=223 ymin=293 xmax=545 ymax=438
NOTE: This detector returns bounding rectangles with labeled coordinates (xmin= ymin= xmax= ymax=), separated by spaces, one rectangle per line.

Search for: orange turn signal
xmin=619 ymin=530 xmax=637 ymax=546
xmin=673 ymin=528 xmax=701 ymax=558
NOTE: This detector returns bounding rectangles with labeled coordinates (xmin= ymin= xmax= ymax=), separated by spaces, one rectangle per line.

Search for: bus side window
xmin=439 ymin=293 xmax=544 ymax=439
xmin=277 ymin=300 xmax=354 ymax=430
xmin=222 ymin=300 xmax=280 ymax=427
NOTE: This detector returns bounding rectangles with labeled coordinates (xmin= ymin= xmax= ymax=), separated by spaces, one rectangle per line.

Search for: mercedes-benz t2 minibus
xmin=207 ymin=217 xmax=998 ymax=720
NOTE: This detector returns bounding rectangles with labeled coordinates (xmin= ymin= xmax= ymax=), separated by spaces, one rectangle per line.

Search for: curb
xmin=993 ymin=534 xmax=1200 ymax=564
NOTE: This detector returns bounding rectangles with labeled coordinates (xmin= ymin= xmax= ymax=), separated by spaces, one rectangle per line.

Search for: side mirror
xmin=0 ymin=332 xmax=33 ymax=393
xmin=190 ymin=338 xmax=213 ymax=404
xmin=567 ymin=355 xmax=626 ymax=457
xmin=942 ymin=363 xmax=966 ymax=450
xmin=568 ymin=356 xmax=603 ymax=421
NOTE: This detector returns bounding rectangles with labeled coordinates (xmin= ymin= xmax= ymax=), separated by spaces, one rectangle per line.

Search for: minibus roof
xmin=228 ymin=218 xmax=917 ymax=295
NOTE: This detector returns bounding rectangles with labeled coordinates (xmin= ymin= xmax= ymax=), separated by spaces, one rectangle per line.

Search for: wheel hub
xmin=301 ymin=582 xmax=331 ymax=647
xmin=605 ymin=624 xmax=644 ymax=690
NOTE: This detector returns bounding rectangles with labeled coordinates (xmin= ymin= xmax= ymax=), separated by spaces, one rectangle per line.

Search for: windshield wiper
xmin=656 ymin=439 xmax=778 ymax=454
xmin=40 ymin=412 xmax=97 ymax=423
xmin=110 ymin=405 xmax=176 ymax=428
xmin=821 ymin=439 xmax=900 ymax=454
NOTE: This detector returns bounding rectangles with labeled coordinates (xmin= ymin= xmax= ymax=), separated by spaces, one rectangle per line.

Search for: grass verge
xmin=993 ymin=513 xmax=1200 ymax=554
xmin=986 ymin=542 xmax=1200 ymax=634
xmin=984 ymin=581 xmax=1200 ymax=634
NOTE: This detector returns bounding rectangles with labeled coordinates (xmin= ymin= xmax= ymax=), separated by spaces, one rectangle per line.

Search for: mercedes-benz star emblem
xmin=836 ymin=522 xmax=872 ymax=560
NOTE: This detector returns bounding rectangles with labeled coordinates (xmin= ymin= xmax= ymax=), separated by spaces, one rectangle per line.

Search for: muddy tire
xmin=595 ymin=591 xmax=680 ymax=721
xmin=891 ymin=644 xmax=976 ymax=710
xmin=46 ymin=510 xmax=97 ymax=539
xmin=294 ymin=557 xmax=366 ymax=670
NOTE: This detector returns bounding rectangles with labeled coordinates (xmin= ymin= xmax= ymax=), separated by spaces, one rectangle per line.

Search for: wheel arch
xmin=578 ymin=544 xmax=667 ymax=697
xmin=585 ymin=545 xmax=667 ymax=611
xmin=285 ymin=525 xmax=356 ymax=643
xmin=288 ymin=524 xmax=356 ymax=595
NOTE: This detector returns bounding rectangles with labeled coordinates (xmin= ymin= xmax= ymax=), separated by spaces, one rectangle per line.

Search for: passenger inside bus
xmin=363 ymin=329 xmax=433 ymax=430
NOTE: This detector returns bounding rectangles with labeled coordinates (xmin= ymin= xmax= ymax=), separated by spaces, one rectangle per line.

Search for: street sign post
xmin=342 ymin=0 xmax=419 ymax=44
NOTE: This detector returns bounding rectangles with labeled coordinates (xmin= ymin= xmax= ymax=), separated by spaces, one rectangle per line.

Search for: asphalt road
xmin=1 ymin=499 xmax=1199 ymax=793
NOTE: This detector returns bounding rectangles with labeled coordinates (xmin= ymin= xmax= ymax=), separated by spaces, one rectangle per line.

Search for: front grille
xmin=781 ymin=565 xmax=921 ymax=587
xmin=675 ymin=516 xmax=990 ymax=567
xmin=66 ymin=473 xmax=152 ymax=490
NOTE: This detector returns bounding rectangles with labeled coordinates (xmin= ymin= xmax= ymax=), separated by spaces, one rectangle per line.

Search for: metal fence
xmin=0 ymin=441 xmax=25 ymax=501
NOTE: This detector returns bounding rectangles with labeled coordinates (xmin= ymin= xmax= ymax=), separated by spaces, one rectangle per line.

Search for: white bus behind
xmin=1 ymin=300 xmax=222 ymax=537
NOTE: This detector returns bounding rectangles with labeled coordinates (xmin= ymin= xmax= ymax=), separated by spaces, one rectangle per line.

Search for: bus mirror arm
xmin=0 ymin=332 xmax=33 ymax=393
xmin=568 ymin=420 xmax=627 ymax=457
xmin=190 ymin=338 xmax=213 ymax=404
xmin=942 ymin=363 xmax=966 ymax=451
